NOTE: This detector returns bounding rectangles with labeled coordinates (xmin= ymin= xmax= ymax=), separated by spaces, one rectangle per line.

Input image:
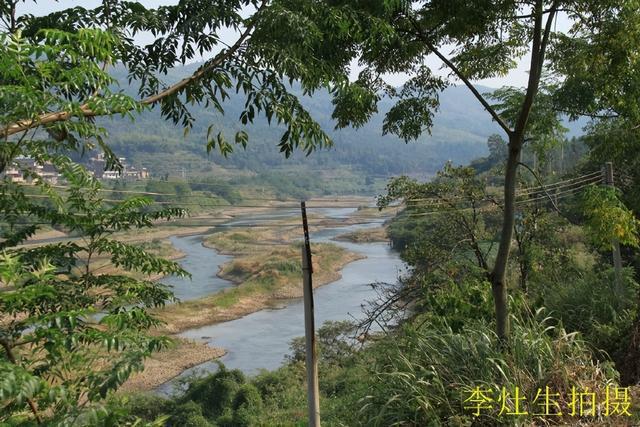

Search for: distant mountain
xmin=95 ymin=63 xmax=583 ymax=179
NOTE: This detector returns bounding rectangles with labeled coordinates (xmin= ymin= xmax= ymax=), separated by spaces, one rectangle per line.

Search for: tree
xmin=469 ymin=134 xmax=508 ymax=174
xmin=309 ymin=0 xmax=640 ymax=340
xmin=370 ymin=165 xmax=502 ymax=333
xmin=0 ymin=17 xmax=192 ymax=423
xmin=487 ymin=134 xmax=508 ymax=165
xmin=0 ymin=2 xmax=365 ymax=421
xmin=0 ymin=162 xmax=187 ymax=424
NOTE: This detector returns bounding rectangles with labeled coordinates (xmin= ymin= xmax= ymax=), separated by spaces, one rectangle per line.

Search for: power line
xmin=404 ymin=170 xmax=602 ymax=205
xmin=3 ymin=179 xmax=599 ymax=231
xmin=515 ymin=172 xmax=602 ymax=197
xmin=402 ymin=173 xmax=601 ymax=208
xmin=17 ymin=186 xmax=372 ymax=203
xmin=16 ymin=194 xmax=382 ymax=209
xmin=8 ymin=170 xmax=605 ymax=219
xmin=516 ymin=170 xmax=601 ymax=192
xmin=515 ymin=180 xmax=599 ymax=205
xmin=13 ymin=170 xmax=603 ymax=210
xmin=15 ymin=178 xmax=599 ymax=211
xmin=401 ymin=179 xmax=601 ymax=218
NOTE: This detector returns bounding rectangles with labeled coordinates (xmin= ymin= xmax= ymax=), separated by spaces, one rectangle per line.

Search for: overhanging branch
xmin=1 ymin=0 xmax=267 ymax=139
xmin=404 ymin=15 xmax=512 ymax=135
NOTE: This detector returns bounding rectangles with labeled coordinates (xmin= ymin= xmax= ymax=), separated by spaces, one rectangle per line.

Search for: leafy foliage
xmin=489 ymin=85 xmax=568 ymax=167
xmin=0 ymin=16 xmax=192 ymax=424
xmin=582 ymin=186 xmax=640 ymax=250
xmin=2 ymin=0 xmax=350 ymax=158
xmin=379 ymin=164 xmax=500 ymax=275
xmin=121 ymin=365 xmax=263 ymax=427
xmin=0 ymin=162 xmax=187 ymax=424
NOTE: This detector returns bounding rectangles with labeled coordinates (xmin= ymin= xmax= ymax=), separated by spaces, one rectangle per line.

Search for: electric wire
xmin=402 ymin=179 xmax=600 ymax=218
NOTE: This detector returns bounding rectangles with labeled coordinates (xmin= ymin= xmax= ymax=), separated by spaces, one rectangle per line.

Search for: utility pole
xmin=605 ymin=162 xmax=623 ymax=292
xmin=300 ymin=201 xmax=320 ymax=427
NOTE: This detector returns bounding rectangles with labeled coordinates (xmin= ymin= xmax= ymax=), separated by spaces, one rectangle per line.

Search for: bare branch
xmin=425 ymin=41 xmax=513 ymax=136
xmin=553 ymin=107 xmax=619 ymax=120
xmin=517 ymin=161 xmax=560 ymax=213
xmin=403 ymin=15 xmax=513 ymax=135
xmin=512 ymin=7 xmax=570 ymax=19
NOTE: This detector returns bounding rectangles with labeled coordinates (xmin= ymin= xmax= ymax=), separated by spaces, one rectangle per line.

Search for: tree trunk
xmin=491 ymin=134 xmax=522 ymax=341
xmin=519 ymin=255 xmax=529 ymax=293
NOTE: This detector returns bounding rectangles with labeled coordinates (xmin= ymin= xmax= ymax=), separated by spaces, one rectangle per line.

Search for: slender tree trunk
xmin=490 ymin=134 xmax=523 ymax=341
xmin=517 ymin=244 xmax=529 ymax=293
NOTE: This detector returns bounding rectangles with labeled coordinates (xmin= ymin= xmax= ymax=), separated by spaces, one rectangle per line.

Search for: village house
xmin=87 ymin=153 xmax=150 ymax=181
xmin=0 ymin=157 xmax=61 ymax=184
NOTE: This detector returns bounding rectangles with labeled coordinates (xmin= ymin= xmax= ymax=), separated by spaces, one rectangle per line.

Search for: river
xmin=156 ymin=207 xmax=405 ymax=394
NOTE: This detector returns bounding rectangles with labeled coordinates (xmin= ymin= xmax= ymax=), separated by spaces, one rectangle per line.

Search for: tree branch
xmin=424 ymin=41 xmax=513 ymax=135
xmin=0 ymin=0 xmax=268 ymax=139
xmin=404 ymin=15 xmax=512 ymax=135
xmin=553 ymin=107 xmax=619 ymax=120
xmin=517 ymin=161 xmax=560 ymax=213
xmin=538 ymin=1 xmax=558 ymax=75
xmin=514 ymin=1 xmax=544 ymax=137
xmin=514 ymin=0 xmax=558 ymax=138
xmin=513 ymin=7 xmax=570 ymax=19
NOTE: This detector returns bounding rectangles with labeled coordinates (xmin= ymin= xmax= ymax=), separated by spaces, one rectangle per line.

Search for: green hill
xmin=95 ymin=63 xmax=505 ymax=179
xmin=94 ymin=63 xmax=586 ymax=184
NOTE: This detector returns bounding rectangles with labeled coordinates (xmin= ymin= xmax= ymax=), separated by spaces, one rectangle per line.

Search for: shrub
xmin=169 ymin=402 xmax=214 ymax=427
xmin=230 ymin=384 xmax=263 ymax=426
xmin=180 ymin=365 xmax=245 ymax=419
xmin=538 ymin=266 xmax=639 ymax=363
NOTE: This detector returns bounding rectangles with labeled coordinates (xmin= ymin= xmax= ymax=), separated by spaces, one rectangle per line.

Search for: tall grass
xmin=356 ymin=309 xmax=618 ymax=426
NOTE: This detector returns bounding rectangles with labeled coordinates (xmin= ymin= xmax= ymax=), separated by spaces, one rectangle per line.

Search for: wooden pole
xmin=605 ymin=162 xmax=623 ymax=292
xmin=300 ymin=201 xmax=320 ymax=427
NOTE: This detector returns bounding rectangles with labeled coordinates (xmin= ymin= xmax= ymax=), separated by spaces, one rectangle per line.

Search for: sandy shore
xmin=120 ymin=337 xmax=226 ymax=392
xmin=155 ymin=247 xmax=364 ymax=334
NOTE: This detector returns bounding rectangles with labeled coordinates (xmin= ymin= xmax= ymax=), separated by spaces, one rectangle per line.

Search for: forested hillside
xmin=99 ymin=64 xmax=503 ymax=177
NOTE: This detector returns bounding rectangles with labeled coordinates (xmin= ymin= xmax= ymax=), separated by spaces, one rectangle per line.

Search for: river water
xmin=156 ymin=207 xmax=405 ymax=394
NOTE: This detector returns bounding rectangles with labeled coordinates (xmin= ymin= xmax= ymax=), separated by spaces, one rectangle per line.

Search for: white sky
xmin=18 ymin=0 xmax=572 ymax=89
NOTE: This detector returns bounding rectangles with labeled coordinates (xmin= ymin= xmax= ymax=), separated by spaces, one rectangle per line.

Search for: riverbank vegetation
xmin=155 ymin=222 xmax=363 ymax=334
xmin=120 ymin=157 xmax=640 ymax=425
xmin=333 ymin=227 xmax=389 ymax=243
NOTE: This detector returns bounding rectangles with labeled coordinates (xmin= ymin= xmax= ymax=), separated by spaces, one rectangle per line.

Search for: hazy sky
xmin=18 ymin=0 xmax=572 ymax=89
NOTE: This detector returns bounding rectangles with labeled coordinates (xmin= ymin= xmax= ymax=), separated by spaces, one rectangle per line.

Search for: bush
xmin=288 ymin=320 xmax=357 ymax=365
xmin=417 ymin=277 xmax=496 ymax=333
xmin=119 ymin=393 xmax=171 ymax=421
xmin=181 ymin=365 xmax=246 ymax=419
xmin=170 ymin=402 xmax=214 ymax=427
xmin=538 ymin=266 xmax=639 ymax=363
xmin=230 ymin=384 xmax=263 ymax=426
